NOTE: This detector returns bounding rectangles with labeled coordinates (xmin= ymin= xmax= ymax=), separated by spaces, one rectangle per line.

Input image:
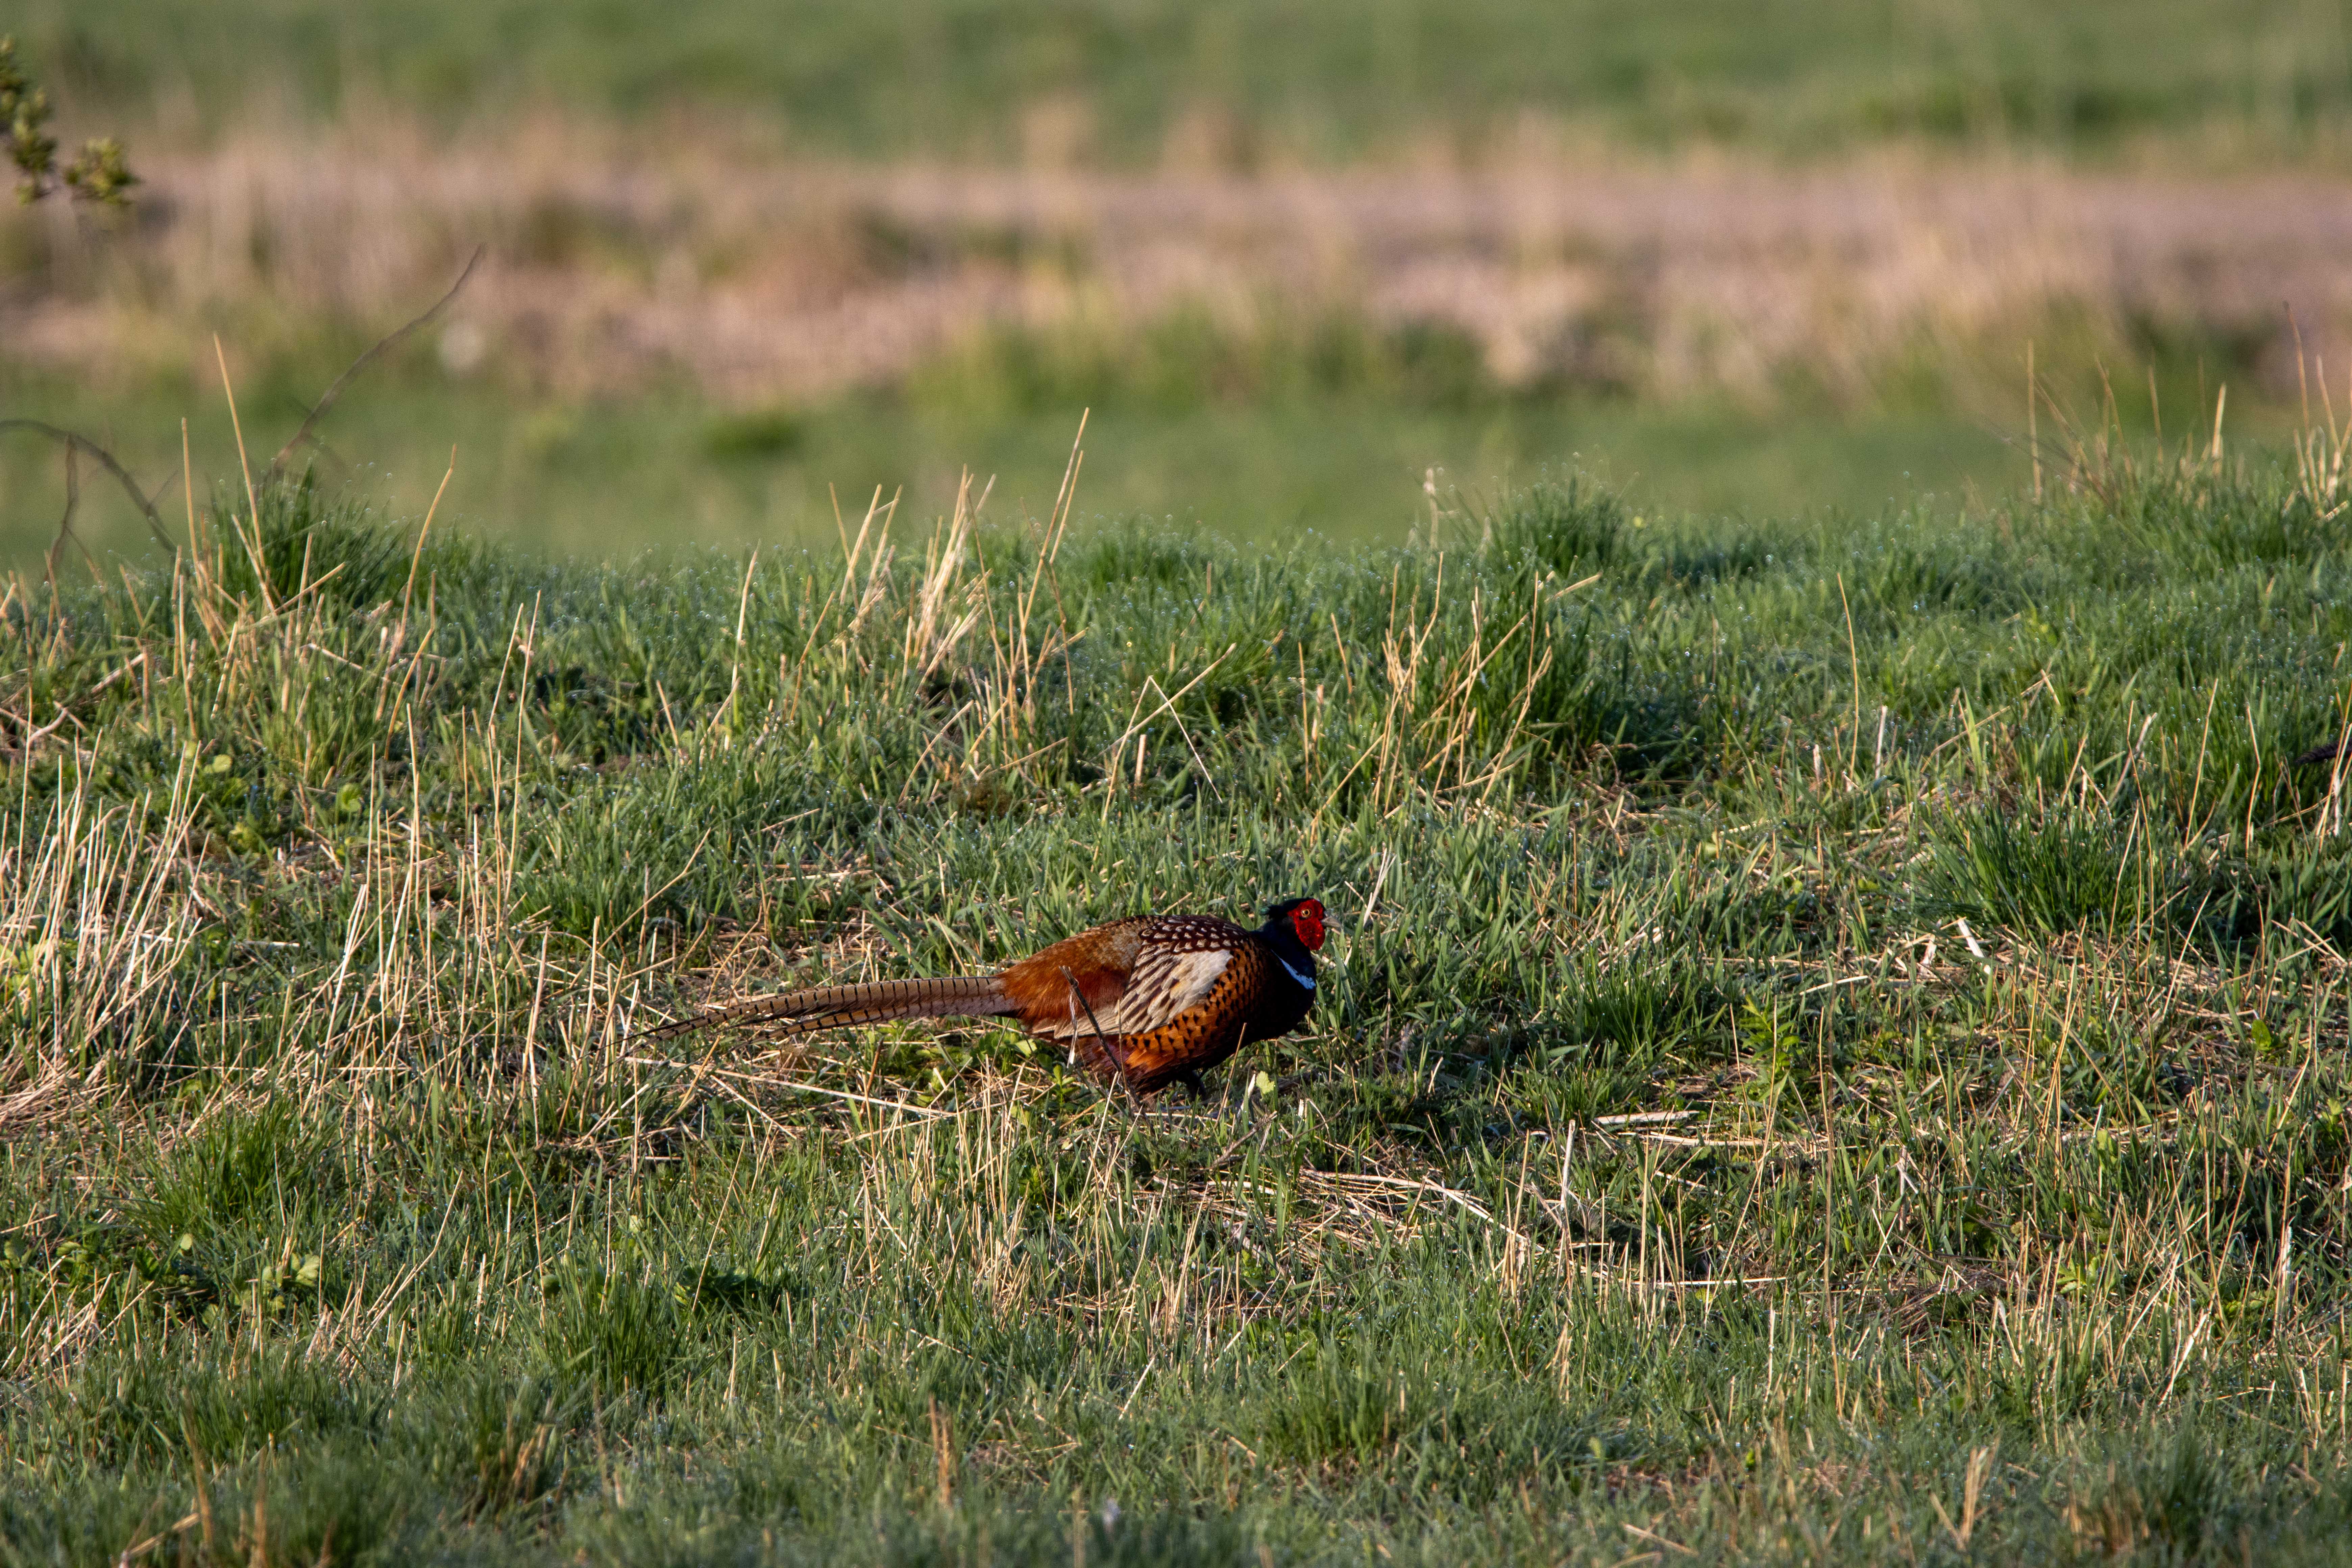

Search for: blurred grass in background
xmin=20 ymin=0 xmax=2352 ymax=164
xmin=0 ymin=361 xmax=2036 ymax=568
xmin=0 ymin=0 xmax=2338 ymax=567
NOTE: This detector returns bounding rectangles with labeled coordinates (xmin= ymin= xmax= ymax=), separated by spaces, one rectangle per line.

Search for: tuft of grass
xmin=1484 ymin=475 xmax=1623 ymax=578
xmin=2064 ymin=1427 xmax=2231 ymax=1561
xmin=1920 ymin=804 xmax=2162 ymax=937
xmin=702 ymin=407 xmax=805 ymax=461
xmin=135 ymin=1103 xmax=329 ymax=1243
xmin=539 ymin=1266 xmax=687 ymax=1403
xmin=1262 ymin=1336 xmax=1454 ymax=1466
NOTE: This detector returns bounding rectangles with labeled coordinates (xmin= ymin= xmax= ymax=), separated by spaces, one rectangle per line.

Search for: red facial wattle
xmin=1291 ymin=900 xmax=1327 ymax=950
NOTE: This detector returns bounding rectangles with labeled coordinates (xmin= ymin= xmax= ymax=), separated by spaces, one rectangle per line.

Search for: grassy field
xmin=5 ymin=422 xmax=2352 ymax=1560
xmin=20 ymin=0 xmax=2352 ymax=165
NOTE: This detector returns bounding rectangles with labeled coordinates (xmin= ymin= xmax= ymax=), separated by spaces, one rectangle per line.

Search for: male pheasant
xmin=648 ymin=897 xmax=1326 ymax=1096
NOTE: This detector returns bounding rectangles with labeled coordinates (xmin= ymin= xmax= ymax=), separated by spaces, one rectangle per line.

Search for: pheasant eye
xmin=1292 ymin=901 xmax=1326 ymax=950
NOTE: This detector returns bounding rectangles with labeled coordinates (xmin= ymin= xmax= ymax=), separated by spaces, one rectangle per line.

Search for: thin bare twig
xmin=0 ymin=419 xmax=177 ymax=555
xmin=44 ymin=437 xmax=84 ymax=595
xmin=267 ymin=245 xmax=485 ymax=479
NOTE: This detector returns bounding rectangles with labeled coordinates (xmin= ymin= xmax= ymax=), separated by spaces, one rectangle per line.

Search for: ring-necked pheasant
xmin=647 ymin=897 xmax=1326 ymax=1096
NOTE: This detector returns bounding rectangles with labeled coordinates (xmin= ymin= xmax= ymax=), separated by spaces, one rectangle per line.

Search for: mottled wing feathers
xmin=999 ymin=915 xmax=1235 ymax=1029
xmin=1034 ymin=945 xmax=1231 ymax=1040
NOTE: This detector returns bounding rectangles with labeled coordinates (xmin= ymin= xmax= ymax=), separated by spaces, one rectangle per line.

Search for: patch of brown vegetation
xmin=8 ymin=114 xmax=2351 ymax=409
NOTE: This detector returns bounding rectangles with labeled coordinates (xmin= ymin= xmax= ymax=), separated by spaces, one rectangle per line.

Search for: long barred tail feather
xmin=640 ymin=976 xmax=1013 ymax=1042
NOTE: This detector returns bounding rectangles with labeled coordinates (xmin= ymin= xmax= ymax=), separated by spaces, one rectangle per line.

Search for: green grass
xmin=0 ymin=362 xmax=2031 ymax=570
xmin=6 ymin=448 xmax=2352 ymax=1562
xmin=21 ymin=0 xmax=2352 ymax=164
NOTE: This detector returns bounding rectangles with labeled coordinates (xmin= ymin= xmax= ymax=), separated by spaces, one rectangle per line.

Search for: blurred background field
xmin=4 ymin=0 xmax=2348 ymax=563
xmin=24 ymin=0 xmax=2352 ymax=161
